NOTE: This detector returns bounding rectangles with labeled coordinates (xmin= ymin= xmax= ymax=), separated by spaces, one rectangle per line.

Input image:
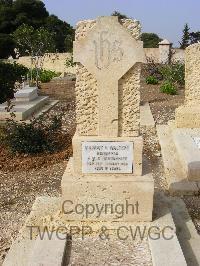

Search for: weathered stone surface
xmin=176 ymin=43 xmax=200 ymax=128
xmin=4 ymin=194 xmax=184 ymax=266
xmin=62 ymin=158 xmax=154 ymax=222
xmin=158 ymin=39 xmax=172 ymax=64
xmin=156 ymin=125 xmax=199 ymax=193
xmin=185 ymin=43 xmax=200 ymax=105
xmin=28 ymin=232 xmax=68 ymax=266
xmin=173 ymin=129 xmax=200 ymax=180
xmin=149 ymin=234 xmax=187 ymax=266
xmin=74 ymin=16 xmax=145 ymax=137
xmin=15 ymin=86 xmax=38 ymax=102
xmin=0 ymin=96 xmax=49 ymax=121
xmin=61 ymin=16 xmax=153 ymax=224
xmin=176 ymin=106 xmax=200 ymax=128
xmin=140 ymin=102 xmax=155 ymax=128
xmin=118 ymin=64 xmax=141 ymax=137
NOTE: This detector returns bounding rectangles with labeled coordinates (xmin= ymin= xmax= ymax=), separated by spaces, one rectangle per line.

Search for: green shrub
xmin=159 ymin=63 xmax=185 ymax=85
xmin=0 ymin=34 xmax=16 ymax=59
xmin=146 ymin=76 xmax=159 ymax=85
xmin=144 ymin=58 xmax=163 ymax=80
xmin=29 ymin=69 xmax=59 ymax=83
xmin=3 ymin=114 xmax=64 ymax=154
xmin=40 ymin=70 xmax=60 ymax=83
xmin=0 ymin=62 xmax=28 ymax=103
xmin=160 ymin=81 xmax=177 ymax=95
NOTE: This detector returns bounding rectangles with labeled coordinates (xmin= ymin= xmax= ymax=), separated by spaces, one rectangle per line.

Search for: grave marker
xmin=74 ymin=16 xmax=145 ymax=136
xmin=61 ymin=16 xmax=154 ymax=222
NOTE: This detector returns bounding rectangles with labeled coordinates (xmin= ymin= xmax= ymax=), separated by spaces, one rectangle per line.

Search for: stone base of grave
xmin=14 ymin=86 xmax=38 ymax=102
xmin=4 ymin=193 xmax=197 ymax=266
xmin=157 ymin=121 xmax=200 ymax=195
xmin=61 ymin=158 xmax=154 ymax=222
xmin=175 ymin=105 xmax=200 ymax=128
xmin=0 ymin=96 xmax=49 ymax=121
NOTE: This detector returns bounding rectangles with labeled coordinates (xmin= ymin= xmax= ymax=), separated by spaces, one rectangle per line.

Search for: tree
xmin=141 ymin=33 xmax=162 ymax=48
xmin=13 ymin=24 xmax=55 ymax=85
xmin=180 ymin=23 xmax=190 ymax=49
xmin=189 ymin=31 xmax=200 ymax=45
xmin=45 ymin=15 xmax=74 ymax=52
xmin=0 ymin=0 xmax=13 ymax=5
xmin=12 ymin=0 xmax=49 ymax=29
xmin=0 ymin=3 xmax=15 ymax=33
xmin=0 ymin=61 xmax=28 ymax=103
xmin=0 ymin=0 xmax=49 ymax=34
xmin=13 ymin=24 xmax=55 ymax=56
xmin=111 ymin=11 xmax=128 ymax=20
xmin=0 ymin=0 xmax=74 ymax=57
xmin=0 ymin=33 xmax=15 ymax=58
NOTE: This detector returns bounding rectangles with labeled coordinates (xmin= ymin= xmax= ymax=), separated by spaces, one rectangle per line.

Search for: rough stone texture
xmin=39 ymin=79 xmax=75 ymax=101
xmin=176 ymin=106 xmax=200 ymax=128
xmin=120 ymin=19 xmax=141 ymax=40
xmin=75 ymin=20 xmax=98 ymax=136
xmin=185 ymin=43 xmax=200 ymax=105
xmin=119 ymin=64 xmax=141 ymax=137
xmin=69 ymin=237 xmax=152 ymax=266
xmin=175 ymin=43 xmax=200 ymax=128
xmin=74 ymin=17 xmax=142 ymax=137
xmin=75 ymin=64 xmax=98 ymax=136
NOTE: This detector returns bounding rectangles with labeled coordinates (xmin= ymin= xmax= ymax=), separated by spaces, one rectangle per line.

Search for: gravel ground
xmin=0 ymin=162 xmax=67 ymax=264
xmin=0 ymin=99 xmax=76 ymax=264
xmin=69 ymin=237 xmax=152 ymax=266
xmin=140 ymin=81 xmax=185 ymax=125
xmin=141 ymin=82 xmax=200 ymax=234
xmin=183 ymin=196 xmax=200 ymax=234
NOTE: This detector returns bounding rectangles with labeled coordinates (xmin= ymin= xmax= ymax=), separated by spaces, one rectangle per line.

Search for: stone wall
xmin=6 ymin=53 xmax=75 ymax=74
xmin=4 ymin=47 xmax=185 ymax=75
xmin=75 ymin=18 xmax=142 ymax=137
xmin=144 ymin=48 xmax=185 ymax=63
xmin=39 ymin=79 xmax=75 ymax=101
xmin=171 ymin=48 xmax=185 ymax=63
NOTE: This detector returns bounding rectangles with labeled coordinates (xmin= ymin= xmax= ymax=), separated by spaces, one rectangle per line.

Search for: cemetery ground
xmin=0 ymin=74 xmax=200 ymax=264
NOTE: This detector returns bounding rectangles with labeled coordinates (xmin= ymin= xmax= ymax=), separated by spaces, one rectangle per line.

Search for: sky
xmin=42 ymin=0 xmax=200 ymax=47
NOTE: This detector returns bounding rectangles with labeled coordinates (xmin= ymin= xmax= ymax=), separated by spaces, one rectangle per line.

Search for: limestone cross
xmin=74 ymin=16 xmax=145 ymax=137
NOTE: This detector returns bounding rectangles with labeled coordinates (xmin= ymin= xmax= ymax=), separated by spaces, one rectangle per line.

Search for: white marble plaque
xmin=82 ymin=142 xmax=133 ymax=174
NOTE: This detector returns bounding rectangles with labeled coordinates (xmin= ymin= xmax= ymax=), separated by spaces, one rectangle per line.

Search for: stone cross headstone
xmin=74 ymin=16 xmax=145 ymax=137
xmin=61 ymin=16 xmax=154 ymax=222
